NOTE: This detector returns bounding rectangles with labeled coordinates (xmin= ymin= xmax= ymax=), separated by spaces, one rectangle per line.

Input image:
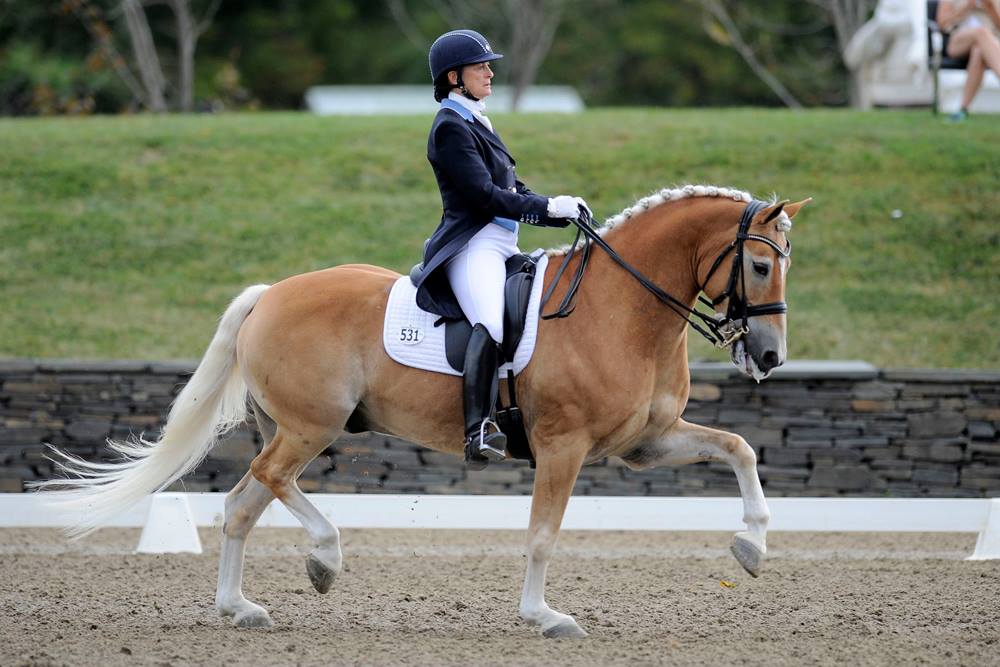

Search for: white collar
xmin=448 ymin=91 xmax=487 ymax=116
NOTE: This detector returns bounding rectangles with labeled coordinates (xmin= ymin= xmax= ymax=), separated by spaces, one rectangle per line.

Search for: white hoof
xmin=730 ymin=532 xmax=765 ymax=578
xmin=232 ymin=606 xmax=272 ymax=629
xmin=541 ymin=616 xmax=588 ymax=639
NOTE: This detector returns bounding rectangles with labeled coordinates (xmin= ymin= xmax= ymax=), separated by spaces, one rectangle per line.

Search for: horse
xmin=38 ymin=184 xmax=808 ymax=639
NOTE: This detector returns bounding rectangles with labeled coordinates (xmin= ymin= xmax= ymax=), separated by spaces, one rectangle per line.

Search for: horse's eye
xmin=753 ymin=262 xmax=769 ymax=277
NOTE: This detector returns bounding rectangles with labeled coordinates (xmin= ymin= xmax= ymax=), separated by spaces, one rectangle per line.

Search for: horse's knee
xmin=725 ymin=435 xmax=757 ymax=469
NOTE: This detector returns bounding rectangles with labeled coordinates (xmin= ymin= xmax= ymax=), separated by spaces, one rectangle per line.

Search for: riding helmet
xmin=428 ymin=29 xmax=504 ymax=83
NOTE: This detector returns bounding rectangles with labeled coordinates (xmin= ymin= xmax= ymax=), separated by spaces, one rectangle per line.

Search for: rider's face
xmin=451 ymin=62 xmax=494 ymax=99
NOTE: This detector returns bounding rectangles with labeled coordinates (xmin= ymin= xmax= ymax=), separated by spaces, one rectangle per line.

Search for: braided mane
xmin=547 ymin=184 xmax=791 ymax=257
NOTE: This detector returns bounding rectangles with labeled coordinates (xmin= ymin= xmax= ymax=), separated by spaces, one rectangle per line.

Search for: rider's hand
xmin=547 ymin=195 xmax=591 ymax=222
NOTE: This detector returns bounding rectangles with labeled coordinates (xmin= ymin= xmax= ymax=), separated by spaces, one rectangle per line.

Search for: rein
xmin=540 ymin=199 xmax=791 ymax=348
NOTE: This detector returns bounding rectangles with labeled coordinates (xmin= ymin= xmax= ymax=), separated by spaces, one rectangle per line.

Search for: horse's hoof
xmin=233 ymin=609 xmax=272 ymax=629
xmin=542 ymin=618 xmax=588 ymax=639
xmin=306 ymin=553 xmax=337 ymax=594
xmin=730 ymin=534 xmax=764 ymax=578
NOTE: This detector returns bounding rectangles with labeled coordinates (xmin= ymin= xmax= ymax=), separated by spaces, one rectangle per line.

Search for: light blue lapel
xmin=440 ymin=99 xmax=474 ymax=122
xmin=440 ymin=99 xmax=511 ymax=159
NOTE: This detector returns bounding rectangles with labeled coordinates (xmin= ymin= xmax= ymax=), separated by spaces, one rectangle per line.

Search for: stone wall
xmin=1 ymin=359 xmax=998 ymax=497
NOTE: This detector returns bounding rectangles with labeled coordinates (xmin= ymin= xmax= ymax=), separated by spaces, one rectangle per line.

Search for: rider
xmin=411 ymin=29 xmax=590 ymax=469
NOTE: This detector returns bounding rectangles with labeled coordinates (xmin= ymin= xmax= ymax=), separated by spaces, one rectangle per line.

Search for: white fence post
xmin=967 ymin=498 xmax=1000 ymax=561
xmin=136 ymin=492 xmax=202 ymax=554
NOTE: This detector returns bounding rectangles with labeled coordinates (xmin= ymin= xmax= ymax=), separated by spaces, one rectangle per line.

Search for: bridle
xmin=540 ymin=199 xmax=791 ymax=348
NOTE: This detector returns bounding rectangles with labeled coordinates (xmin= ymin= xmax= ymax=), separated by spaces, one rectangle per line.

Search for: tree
xmin=500 ymin=0 xmax=567 ymax=109
xmin=807 ymin=0 xmax=878 ymax=106
xmin=159 ymin=0 xmax=221 ymax=111
xmin=121 ymin=0 xmax=166 ymax=110
xmin=697 ymin=0 xmax=803 ymax=108
xmin=694 ymin=0 xmax=876 ymax=108
xmin=65 ymin=0 xmax=220 ymax=111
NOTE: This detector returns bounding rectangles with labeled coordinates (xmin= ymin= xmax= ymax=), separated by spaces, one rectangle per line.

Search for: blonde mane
xmin=547 ymin=184 xmax=791 ymax=256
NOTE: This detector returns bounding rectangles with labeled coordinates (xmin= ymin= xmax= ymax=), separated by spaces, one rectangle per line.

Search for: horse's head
xmin=702 ymin=198 xmax=810 ymax=381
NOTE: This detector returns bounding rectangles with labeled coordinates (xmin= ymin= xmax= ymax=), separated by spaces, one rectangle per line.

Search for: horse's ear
xmin=755 ymin=200 xmax=789 ymax=225
xmin=783 ymin=198 xmax=812 ymax=219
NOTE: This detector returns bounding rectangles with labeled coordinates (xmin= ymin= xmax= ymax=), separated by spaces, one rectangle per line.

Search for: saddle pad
xmin=383 ymin=254 xmax=549 ymax=377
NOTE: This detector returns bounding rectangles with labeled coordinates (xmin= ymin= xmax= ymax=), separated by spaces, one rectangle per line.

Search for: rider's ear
xmin=783 ymin=198 xmax=812 ymax=219
xmin=755 ymin=200 xmax=789 ymax=225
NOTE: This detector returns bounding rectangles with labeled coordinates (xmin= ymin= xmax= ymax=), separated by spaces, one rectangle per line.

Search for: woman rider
xmin=411 ymin=29 xmax=589 ymax=469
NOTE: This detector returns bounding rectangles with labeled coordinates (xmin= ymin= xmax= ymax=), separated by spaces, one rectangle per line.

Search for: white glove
xmin=547 ymin=195 xmax=591 ymax=219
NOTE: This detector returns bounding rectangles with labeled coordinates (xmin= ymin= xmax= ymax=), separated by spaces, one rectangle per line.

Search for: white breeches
xmin=446 ymin=224 xmax=520 ymax=344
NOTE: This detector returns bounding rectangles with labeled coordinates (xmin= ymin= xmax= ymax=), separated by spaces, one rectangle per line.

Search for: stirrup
xmin=466 ymin=419 xmax=507 ymax=467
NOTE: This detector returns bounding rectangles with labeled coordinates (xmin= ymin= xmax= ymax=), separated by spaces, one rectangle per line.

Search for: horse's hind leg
xmin=623 ymin=418 xmax=770 ymax=576
xmin=216 ymin=473 xmax=275 ymax=627
xmin=519 ymin=435 xmax=589 ymax=639
xmin=215 ymin=401 xmax=276 ymax=628
xmin=250 ymin=427 xmax=344 ymax=595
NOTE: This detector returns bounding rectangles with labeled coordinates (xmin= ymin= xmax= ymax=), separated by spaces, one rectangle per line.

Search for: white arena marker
xmin=967 ymin=498 xmax=1000 ymax=561
xmin=136 ymin=493 xmax=202 ymax=555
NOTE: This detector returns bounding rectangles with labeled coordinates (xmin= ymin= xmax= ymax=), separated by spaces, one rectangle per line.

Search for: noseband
xmin=540 ymin=199 xmax=791 ymax=348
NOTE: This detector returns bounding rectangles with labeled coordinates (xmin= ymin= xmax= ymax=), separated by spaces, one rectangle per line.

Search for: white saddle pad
xmin=382 ymin=254 xmax=549 ymax=377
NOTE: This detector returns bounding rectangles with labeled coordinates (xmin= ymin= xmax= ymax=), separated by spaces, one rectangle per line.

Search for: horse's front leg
xmin=623 ymin=418 xmax=770 ymax=576
xmin=519 ymin=436 xmax=589 ymax=638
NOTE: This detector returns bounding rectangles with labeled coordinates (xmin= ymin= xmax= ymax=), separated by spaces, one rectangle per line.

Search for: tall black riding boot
xmin=463 ymin=323 xmax=507 ymax=470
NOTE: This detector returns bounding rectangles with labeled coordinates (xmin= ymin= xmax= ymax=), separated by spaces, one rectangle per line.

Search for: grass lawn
xmin=1 ymin=109 xmax=997 ymax=367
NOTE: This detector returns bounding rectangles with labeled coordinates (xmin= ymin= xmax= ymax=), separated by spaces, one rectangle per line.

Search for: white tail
xmin=32 ymin=284 xmax=271 ymax=537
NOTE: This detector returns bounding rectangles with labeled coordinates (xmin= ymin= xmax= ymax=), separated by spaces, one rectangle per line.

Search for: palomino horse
xmin=41 ymin=184 xmax=807 ymax=639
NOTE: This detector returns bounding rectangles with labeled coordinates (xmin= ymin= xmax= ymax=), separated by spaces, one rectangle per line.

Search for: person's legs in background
xmin=947 ymin=26 xmax=1000 ymax=120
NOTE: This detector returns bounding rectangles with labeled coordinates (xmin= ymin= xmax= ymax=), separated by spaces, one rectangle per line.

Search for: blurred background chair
xmin=846 ymin=0 xmax=1000 ymax=113
xmin=927 ymin=0 xmax=970 ymax=113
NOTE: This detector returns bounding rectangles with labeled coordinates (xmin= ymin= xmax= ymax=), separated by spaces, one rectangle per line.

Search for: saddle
xmin=408 ymin=252 xmax=540 ymax=463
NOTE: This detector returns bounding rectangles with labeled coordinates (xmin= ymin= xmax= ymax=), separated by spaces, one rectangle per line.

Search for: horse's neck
xmin=589 ymin=204 xmax=709 ymax=343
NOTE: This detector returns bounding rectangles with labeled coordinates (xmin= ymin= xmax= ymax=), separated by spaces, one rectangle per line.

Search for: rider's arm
xmin=433 ymin=120 xmax=557 ymax=225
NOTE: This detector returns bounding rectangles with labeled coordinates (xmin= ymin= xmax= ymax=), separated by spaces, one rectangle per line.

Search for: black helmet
xmin=428 ymin=29 xmax=504 ymax=83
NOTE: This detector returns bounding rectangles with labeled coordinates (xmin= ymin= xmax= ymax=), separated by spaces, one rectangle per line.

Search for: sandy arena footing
xmin=2 ymin=528 xmax=998 ymax=666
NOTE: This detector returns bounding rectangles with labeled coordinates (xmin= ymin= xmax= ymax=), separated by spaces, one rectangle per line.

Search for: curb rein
xmin=539 ymin=199 xmax=791 ymax=348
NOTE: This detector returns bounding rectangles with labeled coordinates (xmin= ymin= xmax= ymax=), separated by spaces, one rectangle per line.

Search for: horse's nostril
xmin=762 ymin=350 xmax=780 ymax=370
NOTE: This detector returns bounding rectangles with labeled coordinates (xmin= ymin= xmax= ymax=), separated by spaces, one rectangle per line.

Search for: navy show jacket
xmin=411 ymin=99 xmax=554 ymax=319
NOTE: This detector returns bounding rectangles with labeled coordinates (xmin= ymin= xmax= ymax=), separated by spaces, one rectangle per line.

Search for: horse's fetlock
xmin=519 ymin=603 xmax=545 ymax=625
xmin=744 ymin=510 xmax=770 ymax=529
xmin=317 ymin=525 xmax=341 ymax=547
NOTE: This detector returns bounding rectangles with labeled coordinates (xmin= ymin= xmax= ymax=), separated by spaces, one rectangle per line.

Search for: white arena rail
xmin=1 ymin=493 xmax=997 ymax=560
